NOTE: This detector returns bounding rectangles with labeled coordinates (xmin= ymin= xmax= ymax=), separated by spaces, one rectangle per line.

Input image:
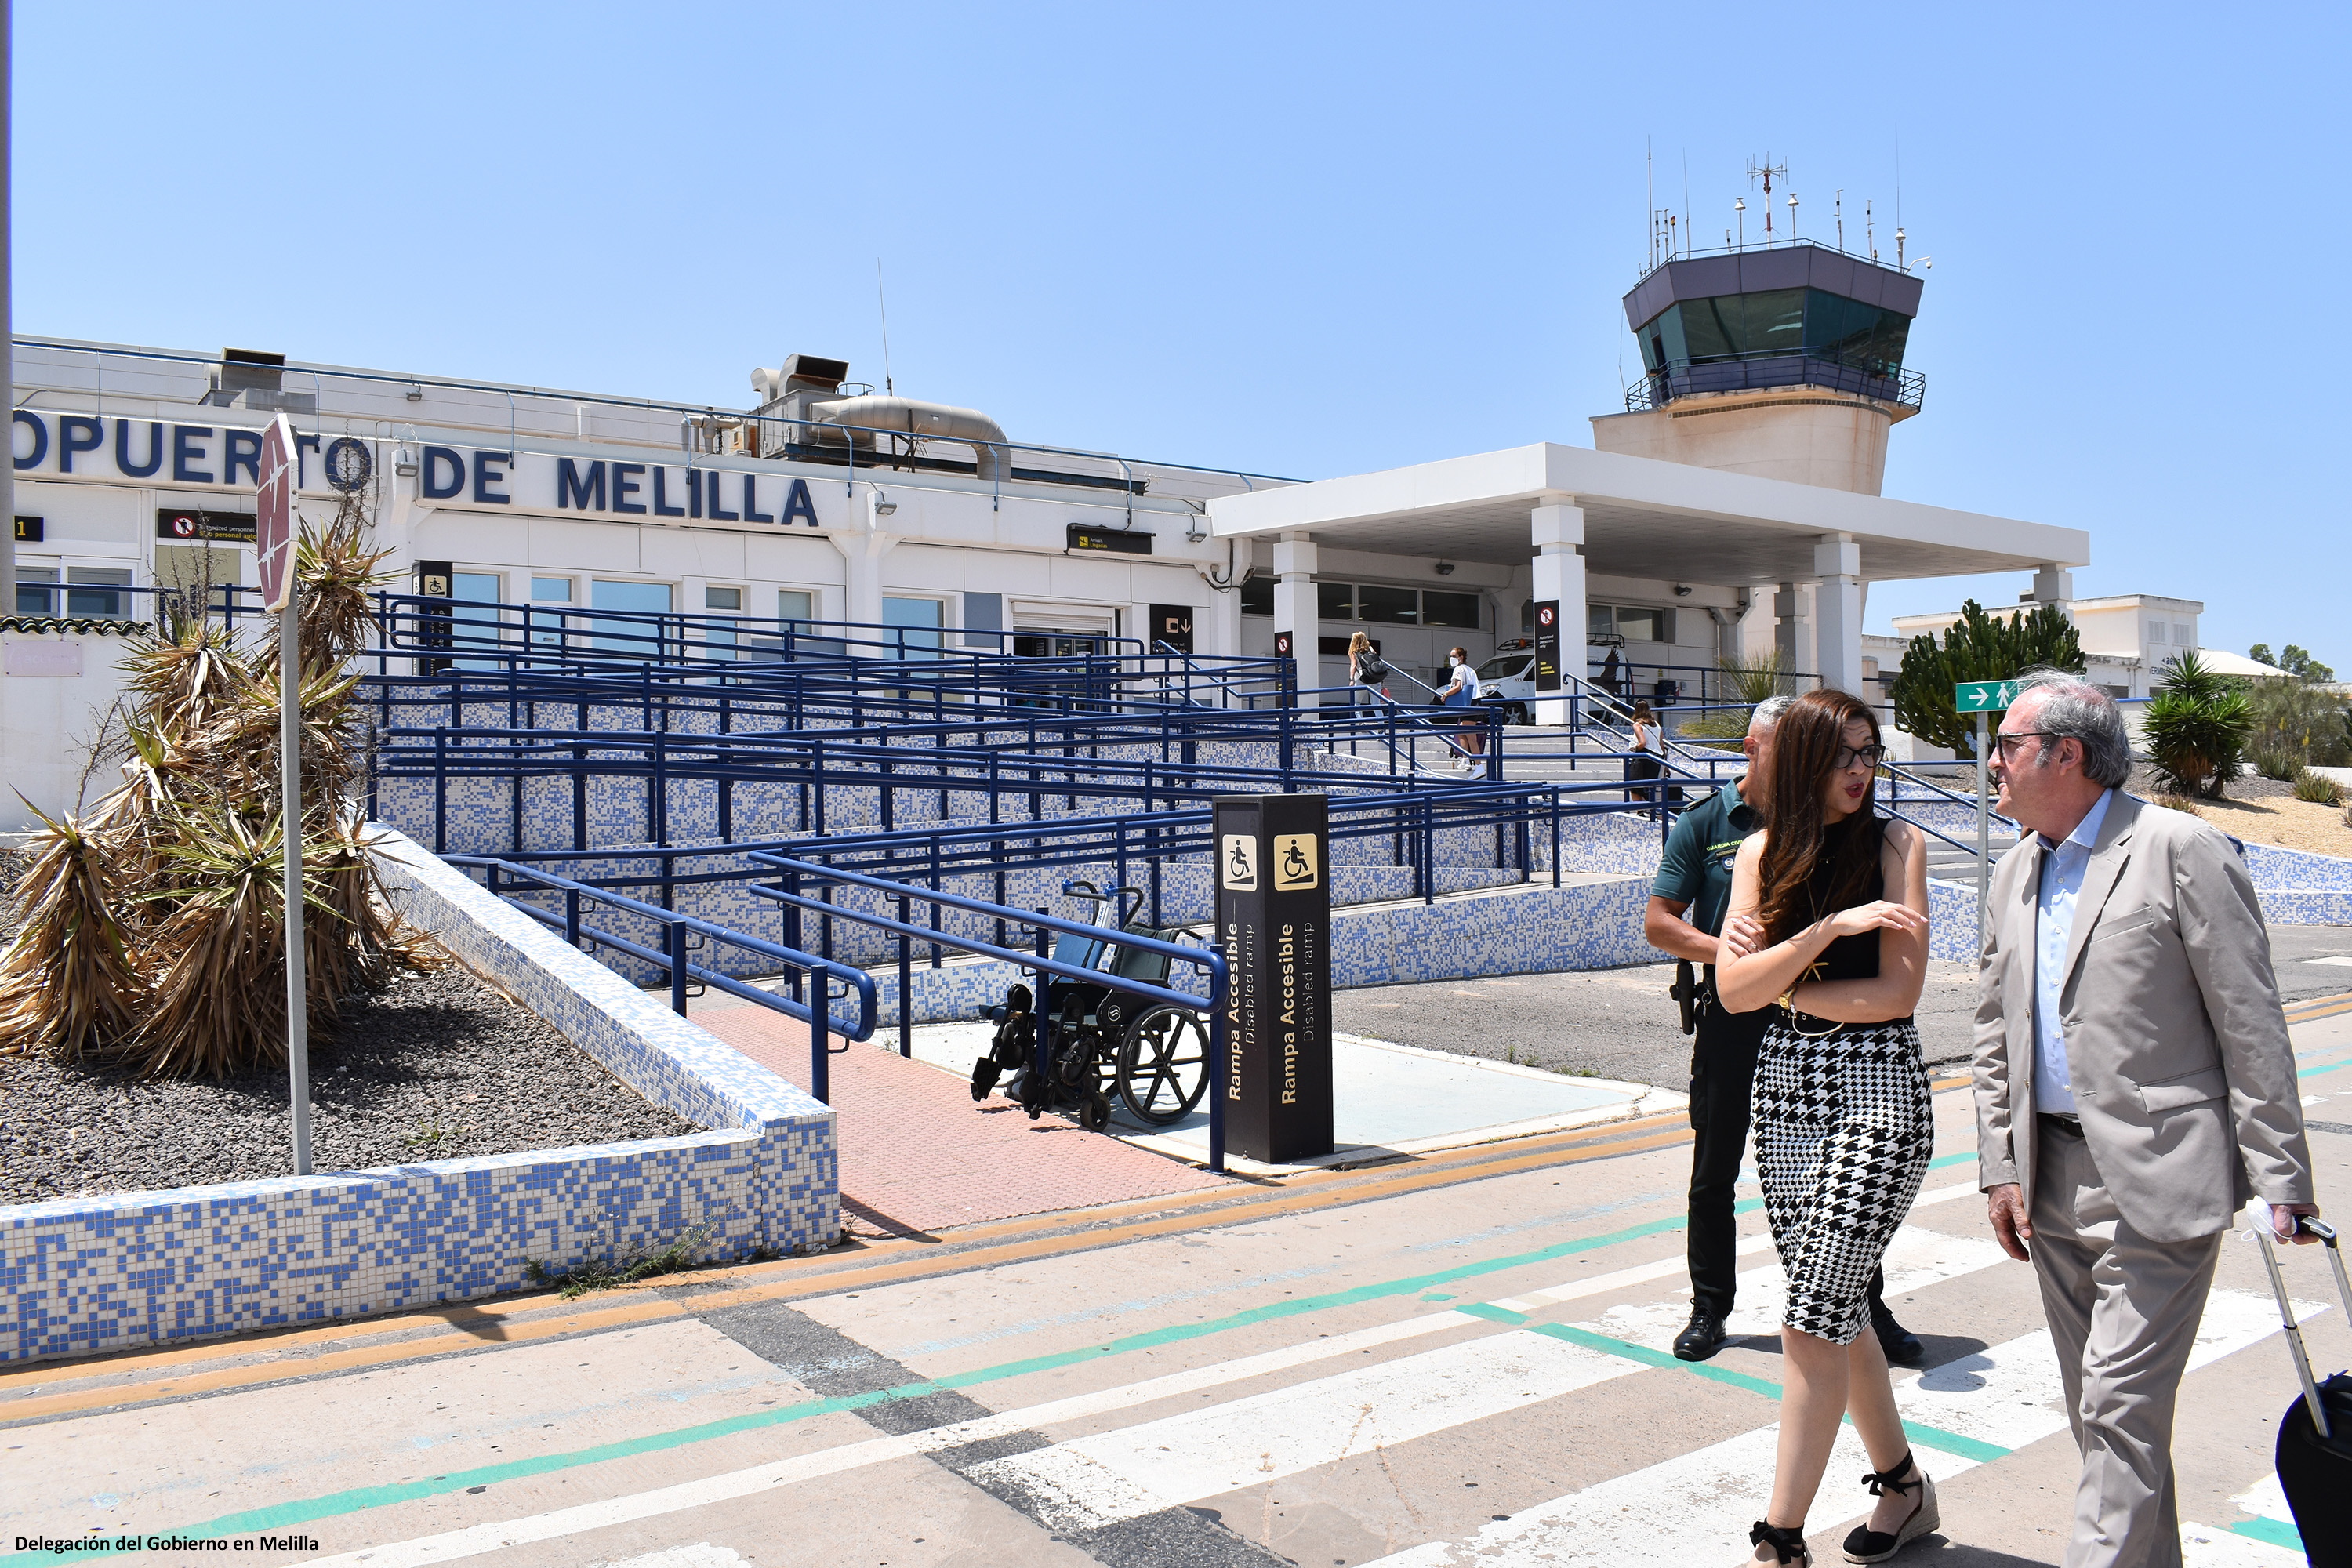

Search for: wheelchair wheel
xmin=1116 ymin=1005 xmax=1210 ymax=1126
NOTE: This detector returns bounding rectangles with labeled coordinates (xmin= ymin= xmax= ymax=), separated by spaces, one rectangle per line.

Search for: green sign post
xmin=1955 ymin=681 xmax=2016 ymax=941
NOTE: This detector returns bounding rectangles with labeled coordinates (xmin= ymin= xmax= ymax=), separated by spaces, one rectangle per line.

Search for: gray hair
xmin=2012 ymin=669 xmax=2132 ymax=787
xmin=1748 ymin=694 xmax=1794 ymax=735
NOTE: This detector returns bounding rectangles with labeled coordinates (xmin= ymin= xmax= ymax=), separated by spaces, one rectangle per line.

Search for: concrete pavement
xmin=5 ymin=1001 xmax=2347 ymax=1566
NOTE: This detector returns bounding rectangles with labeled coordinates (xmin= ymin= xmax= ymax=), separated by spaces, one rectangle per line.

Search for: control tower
xmin=1591 ymin=241 xmax=1925 ymax=495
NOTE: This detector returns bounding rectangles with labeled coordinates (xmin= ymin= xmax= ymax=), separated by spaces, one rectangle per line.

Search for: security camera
xmin=1435 ymin=561 xmax=1456 ymax=575
xmin=1673 ymin=584 xmax=1693 ymax=597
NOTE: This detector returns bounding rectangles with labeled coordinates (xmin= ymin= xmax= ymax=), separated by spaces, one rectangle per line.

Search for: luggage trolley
xmin=968 ymin=880 xmax=1214 ymax=1131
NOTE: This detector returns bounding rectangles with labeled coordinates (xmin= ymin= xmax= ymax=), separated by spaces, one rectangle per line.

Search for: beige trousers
xmin=2030 ymin=1120 xmax=2225 ymax=1568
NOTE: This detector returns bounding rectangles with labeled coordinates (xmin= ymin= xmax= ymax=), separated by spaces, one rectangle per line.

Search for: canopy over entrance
xmin=1205 ymin=443 xmax=2088 ymax=582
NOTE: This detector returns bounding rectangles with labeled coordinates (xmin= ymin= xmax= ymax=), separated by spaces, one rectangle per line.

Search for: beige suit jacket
xmin=1973 ymin=791 xmax=2313 ymax=1242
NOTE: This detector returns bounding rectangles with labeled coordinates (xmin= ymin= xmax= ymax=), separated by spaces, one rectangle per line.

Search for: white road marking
xmin=2180 ymin=1523 xmax=2309 ymax=1565
xmin=1357 ymin=1289 xmax=2310 ymax=1568
xmin=590 ymin=1548 xmax=750 ymax=1568
xmin=293 ymin=1181 xmax=2002 ymax=1568
xmin=964 ymin=1329 xmax=1646 ymax=1531
xmin=2231 ymin=1472 xmax=2294 ymax=1525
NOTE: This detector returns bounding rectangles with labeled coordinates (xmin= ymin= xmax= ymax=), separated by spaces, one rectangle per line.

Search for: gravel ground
xmin=0 ymin=961 xmax=699 ymax=1205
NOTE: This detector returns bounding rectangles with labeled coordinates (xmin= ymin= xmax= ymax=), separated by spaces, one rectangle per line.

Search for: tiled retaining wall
xmin=0 ymin=830 xmax=836 ymax=1367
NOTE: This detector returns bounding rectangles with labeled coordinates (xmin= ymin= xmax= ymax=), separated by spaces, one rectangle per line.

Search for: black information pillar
xmin=1532 ymin=599 xmax=1561 ymax=691
xmin=1212 ymin=793 xmax=1334 ymax=1163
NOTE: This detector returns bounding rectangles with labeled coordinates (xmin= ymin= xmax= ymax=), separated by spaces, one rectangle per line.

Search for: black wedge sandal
xmin=1750 ymin=1520 xmax=1811 ymax=1565
xmin=1841 ymin=1450 xmax=1940 ymax=1563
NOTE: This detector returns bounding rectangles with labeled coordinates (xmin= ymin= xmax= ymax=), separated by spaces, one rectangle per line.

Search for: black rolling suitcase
xmin=2257 ymin=1214 xmax=2352 ymax=1566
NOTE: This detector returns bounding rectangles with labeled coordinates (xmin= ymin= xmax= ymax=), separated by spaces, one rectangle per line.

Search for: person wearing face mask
xmin=1437 ymin=645 xmax=1484 ymax=775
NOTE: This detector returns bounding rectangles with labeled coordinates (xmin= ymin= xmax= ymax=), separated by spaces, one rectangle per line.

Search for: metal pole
xmin=1976 ymin=708 xmax=1991 ymax=944
xmin=281 ymin=592 xmax=312 ymax=1175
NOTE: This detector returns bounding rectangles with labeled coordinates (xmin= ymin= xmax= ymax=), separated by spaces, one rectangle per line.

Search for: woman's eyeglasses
xmin=1834 ymin=744 xmax=1888 ymax=771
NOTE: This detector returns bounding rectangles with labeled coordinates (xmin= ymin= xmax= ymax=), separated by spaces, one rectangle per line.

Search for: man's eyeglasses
xmin=1834 ymin=744 xmax=1888 ymax=771
xmin=1994 ymin=731 xmax=2060 ymax=760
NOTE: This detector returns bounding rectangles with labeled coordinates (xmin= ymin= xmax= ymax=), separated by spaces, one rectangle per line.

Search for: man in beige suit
xmin=1975 ymin=672 xmax=2318 ymax=1568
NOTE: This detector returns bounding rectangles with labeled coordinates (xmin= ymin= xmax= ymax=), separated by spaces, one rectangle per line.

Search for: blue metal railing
xmin=745 ymin=853 xmax=1233 ymax=1172
xmin=447 ymin=855 xmax=879 ymax=1103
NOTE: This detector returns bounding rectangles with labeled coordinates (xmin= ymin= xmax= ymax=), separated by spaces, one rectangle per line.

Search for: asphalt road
xmin=1334 ymin=924 xmax=2352 ymax=1092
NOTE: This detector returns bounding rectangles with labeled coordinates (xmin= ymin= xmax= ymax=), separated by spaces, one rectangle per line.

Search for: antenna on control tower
xmin=1747 ymin=156 xmax=1789 ymax=245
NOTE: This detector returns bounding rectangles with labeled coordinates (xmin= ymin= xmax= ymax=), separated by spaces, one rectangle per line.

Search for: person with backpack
xmin=1347 ymin=631 xmax=1387 ymax=710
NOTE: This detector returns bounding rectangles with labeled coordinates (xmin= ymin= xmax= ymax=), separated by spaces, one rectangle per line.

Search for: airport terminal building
xmin=9 ymin=238 xmax=2087 ymax=708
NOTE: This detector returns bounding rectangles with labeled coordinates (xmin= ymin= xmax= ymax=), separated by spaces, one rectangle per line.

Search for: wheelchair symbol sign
xmin=1273 ymin=833 xmax=1319 ymax=891
xmin=1221 ymin=834 xmax=1258 ymax=891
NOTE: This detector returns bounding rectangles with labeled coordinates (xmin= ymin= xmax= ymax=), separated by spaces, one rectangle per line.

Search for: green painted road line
xmin=1 ymin=1149 xmax=1990 ymax=1566
xmin=2227 ymin=1515 xmax=2303 ymax=1551
xmin=1527 ymin=1323 xmax=2009 ymax=1464
xmin=1460 ymin=1302 xmax=1531 ymax=1325
xmin=1530 ymin=1321 xmax=1784 ymax=1400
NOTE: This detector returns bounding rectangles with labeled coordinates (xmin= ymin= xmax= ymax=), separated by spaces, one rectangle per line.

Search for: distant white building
xmin=1880 ymin=592 xmax=2215 ymax=700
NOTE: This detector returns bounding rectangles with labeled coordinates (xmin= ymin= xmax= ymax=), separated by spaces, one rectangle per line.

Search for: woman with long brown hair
xmin=1716 ymin=688 xmax=1934 ymax=1566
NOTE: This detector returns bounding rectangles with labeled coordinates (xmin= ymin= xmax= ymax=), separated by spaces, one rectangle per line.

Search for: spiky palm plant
xmin=0 ymin=489 xmax=431 ymax=1077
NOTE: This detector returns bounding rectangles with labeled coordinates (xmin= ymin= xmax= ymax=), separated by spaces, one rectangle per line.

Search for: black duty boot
xmin=1671 ymin=1311 xmax=1727 ymax=1362
xmin=1871 ymin=1310 xmax=1924 ymax=1367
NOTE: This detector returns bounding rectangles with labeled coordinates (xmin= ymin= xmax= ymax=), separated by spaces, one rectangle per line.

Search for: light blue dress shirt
xmin=2033 ymin=788 xmax=2115 ymax=1115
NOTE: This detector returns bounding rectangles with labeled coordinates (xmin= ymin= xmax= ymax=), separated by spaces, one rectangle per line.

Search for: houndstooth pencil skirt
xmin=1751 ymin=1013 xmax=1933 ymax=1345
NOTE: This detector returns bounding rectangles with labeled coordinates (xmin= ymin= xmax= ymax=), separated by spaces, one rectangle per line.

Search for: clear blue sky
xmin=15 ymin=2 xmax=2347 ymax=667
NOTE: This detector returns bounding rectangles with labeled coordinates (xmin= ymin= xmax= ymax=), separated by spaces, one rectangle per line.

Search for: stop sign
xmin=258 ymin=413 xmax=299 ymax=612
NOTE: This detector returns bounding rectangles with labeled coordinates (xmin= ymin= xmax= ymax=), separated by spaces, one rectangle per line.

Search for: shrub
xmin=2154 ymin=793 xmax=2204 ymax=817
xmin=1889 ymin=601 xmax=2085 ymax=758
xmin=2252 ymin=746 xmax=2302 ymax=782
xmin=2244 ymin=678 xmax=2350 ymax=768
xmin=2143 ymin=651 xmax=2254 ymax=800
xmin=0 ymin=498 xmax=433 ymax=1076
xmin=2293 ymin=768 xmax=2347 ymax=806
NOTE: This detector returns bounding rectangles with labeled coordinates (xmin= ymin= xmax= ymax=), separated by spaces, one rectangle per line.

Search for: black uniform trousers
xmin=1686 ymin=976 xmax=1889 ymax=1326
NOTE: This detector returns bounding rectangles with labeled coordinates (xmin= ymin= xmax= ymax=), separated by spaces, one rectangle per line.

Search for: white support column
xmin=829 ymin=486 xmax=900 ymax=628
xmin=1272 ymin=532 xmax=1319 ymax=706
xmin=1813 ymin=534 xmax=1864 ymax=695
xmin=1530 ymin=503 xmax=1584 ymax=726
xmin=2031 ymin=564 xmax=2074 ymax=608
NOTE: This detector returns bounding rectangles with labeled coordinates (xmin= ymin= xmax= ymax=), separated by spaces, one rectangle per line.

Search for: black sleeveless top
xmin=1803 ymin=818 xmax=1884 ymax=982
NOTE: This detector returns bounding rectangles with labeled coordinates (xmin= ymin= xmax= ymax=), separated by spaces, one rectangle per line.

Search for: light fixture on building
xmin=1434 ymin=561 xmax=1455 ymax=575
xmin=394 ymin=445 xmax=419 ymax=477
xmin=405 ymin=383 xmax=423 ymax=402
xmin=873 ymin=490 xmax=898 ymax=517
xmin=1673 ymin=583 xmax=1693 ymax=597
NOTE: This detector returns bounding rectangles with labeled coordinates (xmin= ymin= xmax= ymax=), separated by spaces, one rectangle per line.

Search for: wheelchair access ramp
xmin=691 ymin=1000 xmax=1235 ymax=1239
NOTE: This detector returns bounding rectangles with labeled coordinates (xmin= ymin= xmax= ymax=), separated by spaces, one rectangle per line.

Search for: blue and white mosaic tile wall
xmin=0 ymin=830 xmax=837 ymax=1367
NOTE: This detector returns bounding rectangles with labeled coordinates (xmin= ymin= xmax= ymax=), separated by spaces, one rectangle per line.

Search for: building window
xmin=1355 ymin=585 xmax=1419 ymax=625
xmin=531 ymin=576 xmax=572 ymax=603
xmin=1589 ymin=602 xmax=1673 ymax=644
xmin=883 ymin=596 xmax=944 ymax=659
xmin=1421 ymin=590 xmax=1482 ymax=628
xmin=778 ymin=589 xmax=814 ymax=622
xmin=1316 ymin=583 xmax=1355 ymax=621
xmin=16 ymin=566 xmax=58 ymax=616
xmin=2174 ymin=623 xmax=2193 ymax=647
xmin=1240 ymin=575 xmax=1273 ymax=616
xmin=591 ymin=579 xmax=672 ymax=655
xmin=2147 ymin=621 xmax=2166 ymax=644
xmin=703 ymin=586 xmax=742 ymax=660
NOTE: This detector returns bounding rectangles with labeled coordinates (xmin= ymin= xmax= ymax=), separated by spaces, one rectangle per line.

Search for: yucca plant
xmin=2143 ymin=650 xmax=2253 ymax=800
xmin=2293 ymin=768 xmax=2347 ymax=807
xmin=0 ymin=489 xmax=431 ymax=1077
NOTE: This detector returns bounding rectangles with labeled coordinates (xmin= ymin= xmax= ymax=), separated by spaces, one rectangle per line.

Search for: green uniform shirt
xmin=1650 ymin=779 xmax=1760 ymax=939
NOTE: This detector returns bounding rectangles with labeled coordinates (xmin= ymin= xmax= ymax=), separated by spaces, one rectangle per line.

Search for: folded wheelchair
xmin=968 ymin=881 xmax=1212 ymax=1131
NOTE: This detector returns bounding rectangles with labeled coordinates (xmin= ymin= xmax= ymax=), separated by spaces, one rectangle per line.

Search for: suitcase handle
xmin=2256 ymin=1212 xmax=2350 ymax=1441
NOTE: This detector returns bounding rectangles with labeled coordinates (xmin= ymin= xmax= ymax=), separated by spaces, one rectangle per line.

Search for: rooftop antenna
xmin=1735 ymin=195 xmax=1746 ymax=249
xmin=1681 ymin=147 xmax=1692 ymax=257
xmin=875 ymin=260 xmax=895 ymax=396
xmin=1867 ymin=198 xmax=1877 ymax=262
xmin=1747 ymin=155 xmax=1788 ymax=245
xmin=1835 ymin=190 xmax=1844 ymax=252
xmin=1646 ymin=140 xmax=1656 ymax=270
xmin=1787 ymin=190 xmax=1799 ymax=241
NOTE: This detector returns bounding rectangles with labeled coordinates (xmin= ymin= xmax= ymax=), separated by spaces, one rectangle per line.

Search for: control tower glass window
xmin=1637 ymin=289 xmax=1911 ymax=376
